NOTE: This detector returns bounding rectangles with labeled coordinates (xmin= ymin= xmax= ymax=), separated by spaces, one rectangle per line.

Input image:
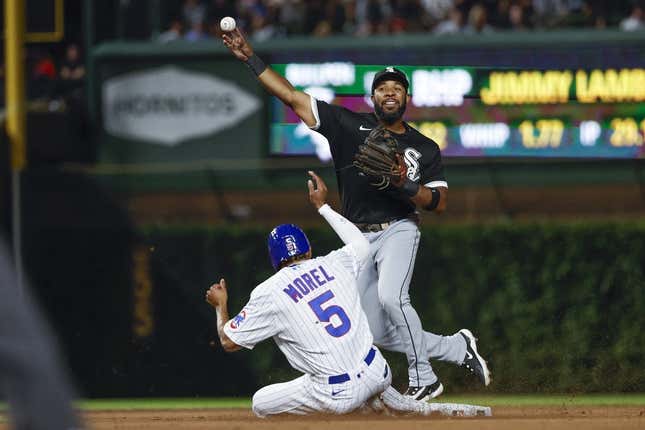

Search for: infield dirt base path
xmin=77 ymin=406 xmax=645 ymax=430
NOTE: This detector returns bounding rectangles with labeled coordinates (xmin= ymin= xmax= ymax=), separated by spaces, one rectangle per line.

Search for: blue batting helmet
xmin=267 ymin=224 xmax=311 ymax=270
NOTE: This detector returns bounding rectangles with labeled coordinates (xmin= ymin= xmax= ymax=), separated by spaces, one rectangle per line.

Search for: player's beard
xmin=374 ymin=98 xmax=406 ymax=125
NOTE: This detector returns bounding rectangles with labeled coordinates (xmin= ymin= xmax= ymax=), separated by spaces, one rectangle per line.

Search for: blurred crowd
xmin=0 ymin=43 xmax=85 ymax=108
xmin=28 ymin=43 xmax=85 ymax=101
xmin=157 ymin=0 xmax=645 ymax=42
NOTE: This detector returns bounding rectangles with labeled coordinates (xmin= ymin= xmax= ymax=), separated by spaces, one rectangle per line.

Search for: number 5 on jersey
xmin=308 ymin=291 xmax=351 ymax=337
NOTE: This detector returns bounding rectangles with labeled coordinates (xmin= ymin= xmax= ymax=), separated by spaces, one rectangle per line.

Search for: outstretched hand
xmin=307 ymin=171 xmax=328 ymax=209
xmin=221 ymin=28 xmax=254 ymax=62
xmin=206 ymin=278 xmax=228 ymax=309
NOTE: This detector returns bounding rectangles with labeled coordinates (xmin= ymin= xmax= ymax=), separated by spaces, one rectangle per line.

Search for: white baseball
xmin=220 ymin=16 xmax=236 ymax=32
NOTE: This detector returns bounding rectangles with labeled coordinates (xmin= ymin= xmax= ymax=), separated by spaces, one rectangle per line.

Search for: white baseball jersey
xmin=224 ymin=245 xmax=373 ymax=377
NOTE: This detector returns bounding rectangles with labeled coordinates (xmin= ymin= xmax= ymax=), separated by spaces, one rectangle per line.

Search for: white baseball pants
xmin=252 ymin=347 xmax=391 ymax=417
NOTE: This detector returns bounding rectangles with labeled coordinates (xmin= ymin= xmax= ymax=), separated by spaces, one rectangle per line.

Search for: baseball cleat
xmin=459 ymin=329 xmax=491 ymax=386
xmin=404 ymin=380 xmax=444 ymax=401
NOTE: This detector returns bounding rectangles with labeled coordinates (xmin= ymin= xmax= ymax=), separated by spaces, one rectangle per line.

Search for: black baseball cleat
xmin=459 ymin=328 xmax=491 ymax=386
xmin=403 ymin=380 xmax=444 ymax=401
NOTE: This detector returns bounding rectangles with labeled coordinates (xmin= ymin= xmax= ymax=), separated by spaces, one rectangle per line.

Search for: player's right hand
xmin=221 ymin=28 xmax=253 ymax=62
xmin=307 ymin=171 xmax=328 ymax=209
xmin=206 ymin=278 xmax=228 ymax=308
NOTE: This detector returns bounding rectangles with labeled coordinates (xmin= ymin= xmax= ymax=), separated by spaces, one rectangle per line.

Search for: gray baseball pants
xmin=357 ymin=218 xmax=466 ymax=387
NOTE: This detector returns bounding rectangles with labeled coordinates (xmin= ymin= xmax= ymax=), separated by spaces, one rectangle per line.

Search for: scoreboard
xmin=269 ymin=64 xmax=645 ymax=160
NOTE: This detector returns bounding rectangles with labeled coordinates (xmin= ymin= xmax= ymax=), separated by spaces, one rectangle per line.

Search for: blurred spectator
xmin=303 ymin=0 xmax=327 ymax=34
xmin=59 ymin=44 xmax=85 ymax=81
xmin=278 ymin=0 xmax=307 ymax=35
xmin=307 ymin=0 xmax=348 ymax=36
xmin=58 ymin=43 xmax=85 ymax=103
xmin=182 ymin=0 xmax=207 ymax=27
xmin=157 ymin=18 xmax=184 ymax=42
xmin=490 ymin=0 xmax=510 ymax=28
xmin=433 ymin=7 xmax=464 ymax=34
xmin=326 ymin=0 xmax=349 ymax=34
xmin=126 ymin=0 xmax=645 ymax=41
xmin=30 ymin=49 xmax=57 ymax=100
xmin=464 ymin=3 xmax=494 ymax=33
xmin=620 ymin=4 xmax=644 ymax=30
xmin=580 ymin=0 xmax=608 ymax=28
xmin=389 ymin=0 xmax=425 ymax=33
xmin=185 ymin=20 xmax=210 ymax=41
xmin=344 ymin=1 xmax=359 ymax=34
xmin=250 ymin=9 xmax=278 ymax=41
xmin=532 ymin=0 xmax=577 ymax=27
xmin=508 ymin=2 xmax=532 ymax=30
xmin=355 ymin=0 xmax=392 ymax=36
xmin=33 ymin=51 xmax=56 ymax=80
xmin=421 ymin=0 xmax=453 ymax=22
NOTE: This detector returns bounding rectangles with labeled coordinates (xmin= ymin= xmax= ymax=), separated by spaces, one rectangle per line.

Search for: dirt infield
xmin=2 ymin=406 xmax=644 ymax=429
xmin=72 ymin=406 xmax=645 ymax=430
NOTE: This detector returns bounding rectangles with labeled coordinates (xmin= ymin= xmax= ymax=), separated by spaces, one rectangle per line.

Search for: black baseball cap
xmin=371 ymin=67 xmax=409 ymax=94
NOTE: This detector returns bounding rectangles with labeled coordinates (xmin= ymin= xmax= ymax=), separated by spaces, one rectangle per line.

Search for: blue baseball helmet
xmin=267 ymin=224 xmax=311 ymax=270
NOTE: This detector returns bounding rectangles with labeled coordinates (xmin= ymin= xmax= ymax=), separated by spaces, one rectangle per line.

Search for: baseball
xmin=220 ymin=16 xmax=236 ymax=32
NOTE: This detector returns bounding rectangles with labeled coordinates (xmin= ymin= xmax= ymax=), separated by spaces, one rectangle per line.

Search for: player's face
xmin=372 ymin=80 xmax=408 ymax=124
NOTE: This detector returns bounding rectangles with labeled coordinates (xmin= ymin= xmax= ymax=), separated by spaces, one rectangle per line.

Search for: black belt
xmin=328 ymin=348 xmax=376 ymax=384
xmin=355 ymin=213 xmax=419 ymax=233
xmin=355 ymin=220 xmax=400 ymax=233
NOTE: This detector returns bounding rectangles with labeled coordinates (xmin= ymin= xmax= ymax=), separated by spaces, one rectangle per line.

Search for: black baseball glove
xmin=353 ymin=126 xmax=405 ymax=190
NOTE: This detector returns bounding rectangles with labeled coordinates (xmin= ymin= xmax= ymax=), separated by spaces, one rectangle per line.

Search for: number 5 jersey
xmin=223 ymin=245 xmax=373 ymax=377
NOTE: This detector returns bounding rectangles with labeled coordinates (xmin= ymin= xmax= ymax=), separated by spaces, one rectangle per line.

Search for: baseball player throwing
xmin=221 ymin=28 xmax=491 ymax=400
xmin=206 ymin=171 xmax=491 ymax=418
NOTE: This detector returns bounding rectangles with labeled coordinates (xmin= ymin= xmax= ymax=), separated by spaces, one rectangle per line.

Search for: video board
xmin=269 ymin=64 xmax=645 ymax=160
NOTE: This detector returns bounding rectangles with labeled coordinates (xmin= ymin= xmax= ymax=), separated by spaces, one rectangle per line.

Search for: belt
xmin=328 ymin=347 xmax=376 ymax=384
xmin=355 ymin=214 xmax=419 ymax=233
xmin=355 ymin=220 xmax=399 ymax=233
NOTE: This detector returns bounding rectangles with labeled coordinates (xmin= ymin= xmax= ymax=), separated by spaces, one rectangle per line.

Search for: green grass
xmin=2 ymin=394 xmax=645 ymax=413
xmin=77 ymin=397 xmax=251 ymax=410
xmin=76 ymin=394 xmax=645 ymax=410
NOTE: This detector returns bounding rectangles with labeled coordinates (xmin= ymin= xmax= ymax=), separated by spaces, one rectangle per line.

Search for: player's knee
xmin=251 ymin=391 xmax=270 ymax=418
xmin=379 ymin=291 xmax=409 ymax=312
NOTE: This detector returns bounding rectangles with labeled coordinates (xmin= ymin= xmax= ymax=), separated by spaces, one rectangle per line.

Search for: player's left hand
xmin=307 ymin=170 xmax=328 ymax=209
xmin=390 ymin=153 xmax=408 ymax=187
xmin=353 ymin=126 xmax=405 ymax=190
xmin=206 ymin=278 xmax=228 ymax=308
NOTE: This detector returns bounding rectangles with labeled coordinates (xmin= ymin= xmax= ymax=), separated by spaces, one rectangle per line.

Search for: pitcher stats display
xmin=269 ymin=64 xmax=645 ymax=159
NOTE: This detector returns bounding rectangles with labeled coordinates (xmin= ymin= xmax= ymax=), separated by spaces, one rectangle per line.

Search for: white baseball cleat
xmin=459 ymin=328 xmax=492 ymax=386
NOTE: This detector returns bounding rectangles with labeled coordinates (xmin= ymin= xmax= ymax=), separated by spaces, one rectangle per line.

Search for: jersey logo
xmin=229 ymin=310 xmax=247 ymax=329
xmin=331 ymin=388 xmax=347 ymax=396
xmin=359 ymin=125 xmax=372 ymax=131
xmin=403 ymin=148 xmax=422 ymax=181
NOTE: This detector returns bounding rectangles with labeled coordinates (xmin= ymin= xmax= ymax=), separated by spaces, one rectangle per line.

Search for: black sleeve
xmin=311 ymin=99 xmax=343 ymax=150
xmin=419 ymin=141 xmax=448 ymax=187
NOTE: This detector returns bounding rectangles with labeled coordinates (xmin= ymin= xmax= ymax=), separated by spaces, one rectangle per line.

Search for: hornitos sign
xmin=102 ymin=66 xmax=260 ymax=145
